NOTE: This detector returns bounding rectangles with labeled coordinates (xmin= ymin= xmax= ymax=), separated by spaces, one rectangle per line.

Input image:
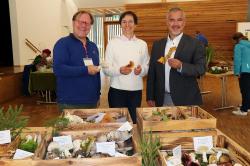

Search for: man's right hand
xmin=88 ymin=65 xmax=100 ymax=75
xmin=147 ymin=100 xmax=155 ymax=107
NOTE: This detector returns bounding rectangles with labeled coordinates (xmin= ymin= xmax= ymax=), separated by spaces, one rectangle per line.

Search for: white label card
xmin=96 ymin=141 xmax=115 ymax=156
xmin=173 ymin=145 xmax=182 ymax=160
xmin=13 ymin=149 xmax=34 ymax=159
xmin=83 ymin=58 xmax=93 ymax=66
xmin=117 ymin=121 xmax=133 ymax=131
xmin=53 ymin=135 xmax=73 ymax=150
xmin=193 ymin=136 xmax=213 ymax=152
xmin=0 ymin=130 xmax=11 ymax=144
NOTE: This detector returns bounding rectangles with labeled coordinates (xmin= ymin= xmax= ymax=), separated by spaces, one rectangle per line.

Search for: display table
xmin=206 ymin=71 xmax=235 ymax=110
xmin=29 ymin=71 xmax=56 ymax=104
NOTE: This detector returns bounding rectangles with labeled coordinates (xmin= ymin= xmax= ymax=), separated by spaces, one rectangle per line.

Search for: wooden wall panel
xmin=126 ymin=0 xmax=248 ymax=61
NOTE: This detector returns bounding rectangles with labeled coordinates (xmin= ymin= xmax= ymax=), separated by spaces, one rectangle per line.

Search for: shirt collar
xmin=167 ymin=33 xmax=183 ymax=44
xmin=70 ymin=33 xmax=90 ymax=43
xmin=120 ymin=34 xmax=137 ymax=41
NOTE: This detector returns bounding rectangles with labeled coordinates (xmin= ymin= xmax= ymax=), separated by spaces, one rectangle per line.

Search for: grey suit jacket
xmin=146 ymin=34 xmax=206 ymax=106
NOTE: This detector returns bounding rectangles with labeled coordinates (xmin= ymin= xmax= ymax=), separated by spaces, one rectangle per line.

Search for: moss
xmin=19 ymin=139 xmax=38 ymax=153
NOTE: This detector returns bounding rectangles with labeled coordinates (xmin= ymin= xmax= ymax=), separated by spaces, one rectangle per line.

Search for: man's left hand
xmin=168 ymin=58 xmax=182 ymax=69
xmin=134 ymin=65 xmax=142 ymax=75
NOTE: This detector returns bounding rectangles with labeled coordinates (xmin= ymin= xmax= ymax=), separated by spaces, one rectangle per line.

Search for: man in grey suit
xmin=146 ymin=7 xmax=206 ymax=107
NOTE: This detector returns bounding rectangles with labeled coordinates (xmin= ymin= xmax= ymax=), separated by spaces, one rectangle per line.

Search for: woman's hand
xmin=134 ymin=65 xmax=142 ymax=75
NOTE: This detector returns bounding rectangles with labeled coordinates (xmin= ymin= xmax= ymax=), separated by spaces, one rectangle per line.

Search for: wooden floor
xmin=1 ymin=68 xmax=250 ymax=152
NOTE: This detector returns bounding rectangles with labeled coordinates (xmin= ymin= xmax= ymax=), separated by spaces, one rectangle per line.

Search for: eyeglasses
xmin=121 ymin=20 xmax=134 ymax=25
xmin=75 ymin=20 xmax=91 ymax=26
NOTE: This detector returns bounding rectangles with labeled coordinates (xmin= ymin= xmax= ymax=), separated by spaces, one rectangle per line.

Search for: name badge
xmin=83 ymin=58 xmax=93 ymax=66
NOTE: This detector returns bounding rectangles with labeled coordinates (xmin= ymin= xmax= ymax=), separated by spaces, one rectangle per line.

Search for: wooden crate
xmin=63 ymin=122 xmax=126 ymax=131
xmin=61 ymin=123 xmax=136 ymax=144
xmin=62 ymin=123 xmax=139 ymax=147
xmin=0 ymin=127 xmax=48 ymax=160
xmin=158 ymin=129 xmax=250 ymax=166
xmin=63 ymin=108 xmax=132 ymax=125
xmin=0 ymin=156 xmax=142 ymax=166
xmin=39 ymin=127 xmax=140 ymax=165
xmin=149 ymin=129 xmax=218 ymax=150
xmin=137 ymin=106 xmax=217 ymax=149
xmin=0 ymin=135 xmax=20 ymax=158
xmin=0 ymin=127 xmax=141 ymax=166
xmin=137 ymin=106 xmax=216 ymax=131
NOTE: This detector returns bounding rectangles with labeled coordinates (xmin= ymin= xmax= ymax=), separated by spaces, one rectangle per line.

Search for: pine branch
xmin=0 ymin=105 xmax=29 ymax=140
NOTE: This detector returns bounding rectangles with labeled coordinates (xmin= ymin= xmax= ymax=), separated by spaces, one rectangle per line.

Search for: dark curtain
xmin=0 ymin=0 xmax=13 ymax=66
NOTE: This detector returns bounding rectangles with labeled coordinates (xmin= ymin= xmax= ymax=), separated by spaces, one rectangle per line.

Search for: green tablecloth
xmin=29 ymin=71 xmax=56 ymax=92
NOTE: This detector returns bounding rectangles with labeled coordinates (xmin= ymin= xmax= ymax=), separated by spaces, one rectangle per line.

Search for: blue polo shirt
xmin=53 ymin=33 xmax=100 ymax=105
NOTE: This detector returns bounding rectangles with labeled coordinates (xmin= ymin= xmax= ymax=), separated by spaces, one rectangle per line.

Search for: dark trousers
xmin=22 ymin=64 xmax=35 ymax=96
xmin=108 ymin=87 xmax=142 ymax=124
xmin=239 ymin=73 xmax=250 ymax=112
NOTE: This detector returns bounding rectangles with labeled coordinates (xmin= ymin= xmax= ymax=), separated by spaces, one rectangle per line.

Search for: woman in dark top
xmin=33 ymin=49 xmax=51 ymax=71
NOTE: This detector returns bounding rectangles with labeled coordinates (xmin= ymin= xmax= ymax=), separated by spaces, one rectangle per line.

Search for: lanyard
xmin=83 ymin=43 xmax=88 ymax=58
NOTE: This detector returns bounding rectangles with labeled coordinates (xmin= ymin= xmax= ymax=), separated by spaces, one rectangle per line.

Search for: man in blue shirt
xmin=53 ymin=11 xmax=101 ymax=111
xmin=195 ymin=31 xmax=208 ymax=47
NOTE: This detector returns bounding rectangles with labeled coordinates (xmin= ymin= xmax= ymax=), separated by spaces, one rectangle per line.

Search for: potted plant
xmin=205 ymin=44 xmax=215 ymax=69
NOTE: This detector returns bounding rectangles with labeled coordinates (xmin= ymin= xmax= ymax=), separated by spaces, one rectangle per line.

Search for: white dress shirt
xmin=103 ymin=35 xmax=149 ymax=91
xmin=165 ymin=33 xmax=183 ymax=92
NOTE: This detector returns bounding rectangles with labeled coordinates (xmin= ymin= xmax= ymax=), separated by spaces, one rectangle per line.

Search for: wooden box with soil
xmin=137 ymin=106 xmax=217 ymax=149
xmin=0 ymin=128 xmax=47 ymax=160
xmin=35 ymin=127 xmax=139 ymax=165
xmin=62 ymin=108 xmax=133 ymax=127
xmin=158 ymin=129 xmax=250 ymax=166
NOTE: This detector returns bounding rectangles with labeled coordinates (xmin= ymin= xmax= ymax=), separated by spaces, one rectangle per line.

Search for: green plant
xmin=140 ymin=131 xmax=161 ymax=166
xmin=80 ymin=136 xmax=96 ymax=157
xmin=152 ymin=109 xmax=169 ymax=122
xmin=44 ymin=116 xmax=69 ymax=136
xmin=0 ymin=105 xmax=29 ymax=140
xmin=19 ymin=139 xmax=38 ymax=153
xmin=205 ymin=45 xmax=215 ymax=68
